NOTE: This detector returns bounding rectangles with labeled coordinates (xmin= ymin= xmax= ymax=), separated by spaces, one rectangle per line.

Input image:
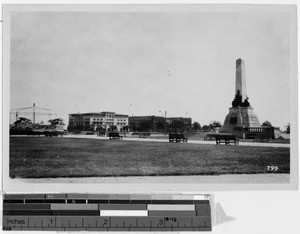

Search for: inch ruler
xmin=2 ymin=194 xmax=212 ymax=231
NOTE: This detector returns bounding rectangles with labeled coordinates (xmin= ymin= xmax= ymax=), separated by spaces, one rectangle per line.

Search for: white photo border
xmin=2 ymin=3 xmax=298 ymax=193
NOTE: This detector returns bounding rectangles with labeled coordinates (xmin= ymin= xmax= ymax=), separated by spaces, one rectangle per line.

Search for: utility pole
xmin=33 ymin=103 xmax=36 ymax=124
xmin=164 ymin=110 xmax=167 ymax=135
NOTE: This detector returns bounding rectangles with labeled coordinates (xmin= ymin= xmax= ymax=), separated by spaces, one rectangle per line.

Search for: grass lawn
xmin=9 ymin=137 xmax=290 ymax=178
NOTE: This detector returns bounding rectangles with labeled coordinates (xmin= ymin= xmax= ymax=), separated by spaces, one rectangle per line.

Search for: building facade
xmin=68 ymin=112 xmax=128 ymax=131
xmin=129 ymin=116 xmax=192 ymax=132
xmin=129 ymin=116 xmax=165 ymax=132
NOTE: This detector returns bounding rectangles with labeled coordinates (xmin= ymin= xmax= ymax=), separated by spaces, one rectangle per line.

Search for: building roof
xmin=129 ymin=115 xmax=164 ymax=119
xmin=167 ymin=117 xmax=192 ymax=120
xmin=69 ymin=112 xmax=104 ymax=116
xmin=69 ymin=112 xmax=128 ymax=117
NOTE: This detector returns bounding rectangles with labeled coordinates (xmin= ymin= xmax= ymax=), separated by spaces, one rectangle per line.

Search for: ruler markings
xmin=3 ymin=216 xmax=211 ymax=231
xmin=148 ymin=211 xmax=196 ymax=216
xmin=3 ymin=194 xmax=211 ymax=231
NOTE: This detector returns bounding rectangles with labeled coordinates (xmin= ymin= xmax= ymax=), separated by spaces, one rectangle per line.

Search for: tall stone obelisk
xmin=235 ymin=58 xmax=247 ymax=102
xmin=221 ymin=58 xmax=260 ymax=133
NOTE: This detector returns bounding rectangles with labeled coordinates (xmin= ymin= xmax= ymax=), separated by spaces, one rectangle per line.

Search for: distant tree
xmin=10 ymin=117 xmax=33 ymax=135
xmin=108 ymin=125 xmax=118 ymax=132
xmin=209 ymin=121 xmax=222 ymax=130
xmin=68 ymin=124 xmax=85 ymax=132
xmin=121 ymin=125 xmax=130 ymax=132
xmin=192 ymin=122 xmax=201 ymax=132
xmin=261 ymin=121 xmax=272 ymax=127
xmin=202 ymin=125 xmax=211 ymax=132
xmin=14 ymin=117 xmax=32 ymax=126
xmin=96 ymin=125 xmax=105 ymax=131
xmin=49 ymin=118 xmax=65 ymax=126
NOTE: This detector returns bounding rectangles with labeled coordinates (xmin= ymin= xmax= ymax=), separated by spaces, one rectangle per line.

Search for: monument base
xmin=221 ymin=106 xmax=260 ymax=133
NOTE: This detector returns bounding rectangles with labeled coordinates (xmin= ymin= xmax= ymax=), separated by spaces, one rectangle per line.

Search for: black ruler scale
xmin=2 ymin=194 xmax=212 ymax=231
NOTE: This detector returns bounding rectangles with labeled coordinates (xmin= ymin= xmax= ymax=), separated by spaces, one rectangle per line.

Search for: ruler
xmin=2 ymin=194 xmax=212 ymax=231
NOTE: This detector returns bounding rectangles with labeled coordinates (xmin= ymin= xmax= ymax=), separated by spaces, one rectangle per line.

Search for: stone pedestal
xmin=221 ymin=107 xmax=260 ymax=133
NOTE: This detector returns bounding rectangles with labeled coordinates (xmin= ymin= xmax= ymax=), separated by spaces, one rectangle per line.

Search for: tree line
xmin=10 ymin=118 xmax=65 ymax=135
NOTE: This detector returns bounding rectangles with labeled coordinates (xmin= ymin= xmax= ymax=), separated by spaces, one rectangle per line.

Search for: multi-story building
xmin=129 ymin=116 xmax=165 ymax=132
xmin=128 ymin=116 xmax=192 ymax=132
xmin=68 ymin=112 xmax=128 ymax=131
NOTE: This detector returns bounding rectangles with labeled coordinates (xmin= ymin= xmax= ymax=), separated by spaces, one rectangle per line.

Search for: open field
xmin=9 ymin=137 xmax=290 ymax=178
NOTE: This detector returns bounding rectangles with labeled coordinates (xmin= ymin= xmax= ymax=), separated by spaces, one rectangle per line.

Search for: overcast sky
xmin=9 ymin=6 xmax=294 ymax=129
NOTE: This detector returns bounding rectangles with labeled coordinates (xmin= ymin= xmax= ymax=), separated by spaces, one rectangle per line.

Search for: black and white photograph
xmin=2 ymin=4 xmax=297 ymax=190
